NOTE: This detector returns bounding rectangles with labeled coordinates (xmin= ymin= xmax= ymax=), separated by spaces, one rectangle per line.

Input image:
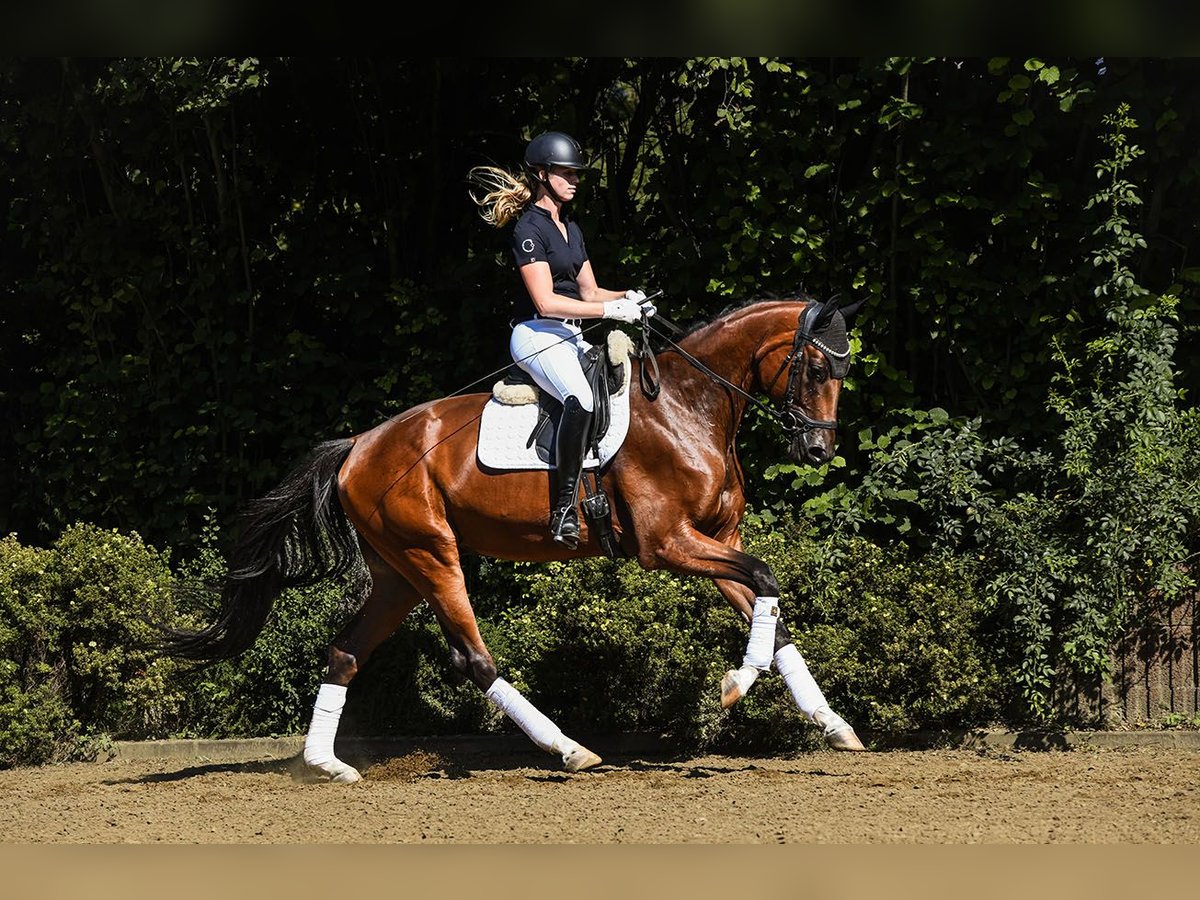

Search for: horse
xmin=160 ymin=294 xmax=867 ymax=782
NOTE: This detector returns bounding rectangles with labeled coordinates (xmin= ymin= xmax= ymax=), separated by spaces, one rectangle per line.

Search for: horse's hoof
xmin=720 ymin=665 xmax=759 ymax=710
xmin=720 ymin=669 xmax=744 ymax=709
xmin=562 ymin=745 xmax=602 ymax=772
xmin=306 ymin=758 xmax=362 ymax=783
xmin=825 ymin=727 xmax=867 ymax=752
xmin=813 ymin=706 xmax=867 ymax=752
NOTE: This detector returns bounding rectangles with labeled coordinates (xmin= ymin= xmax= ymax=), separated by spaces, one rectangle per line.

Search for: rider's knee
xmin=567 ymin=388 xmax=594 ymax=414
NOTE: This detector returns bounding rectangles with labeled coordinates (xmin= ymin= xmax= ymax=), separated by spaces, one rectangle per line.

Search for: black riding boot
xmin=549 ymin=395 xmax=592 ymax=548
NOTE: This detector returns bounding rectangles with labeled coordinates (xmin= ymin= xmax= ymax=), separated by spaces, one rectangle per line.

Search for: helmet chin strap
xmin=536 ymin=169 xmax=570 ymax=205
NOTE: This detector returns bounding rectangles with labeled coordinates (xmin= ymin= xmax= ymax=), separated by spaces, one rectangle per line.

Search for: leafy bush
xmin=166 ymin=519 xmax=354 ymax=738
xmin=784 ymin=538 xmax=1001 ymax=735
xmin=330 ymin=517 xmax=997 ymax=753
xmin=0 ymin=515 xmax=1001 ymax=763
xmin=779 ymin=105 xmax=1200 ymax=723
xmin=0 ymin=526 xmax=181 ymax=766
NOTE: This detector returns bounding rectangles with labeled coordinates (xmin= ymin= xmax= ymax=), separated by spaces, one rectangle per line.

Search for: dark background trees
xmin=3 ymin=57 xmax=1197 ymax=550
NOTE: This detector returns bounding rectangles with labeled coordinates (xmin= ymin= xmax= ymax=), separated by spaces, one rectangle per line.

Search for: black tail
xmin=159 ymin=439 xmax=367 ymax=662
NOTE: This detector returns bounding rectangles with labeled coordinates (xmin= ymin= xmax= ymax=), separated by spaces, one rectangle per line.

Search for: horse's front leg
xmin=711 ymin=576 xmax=862 ymax=750
xmin=651 ymin=526 xmax=865 ymax=751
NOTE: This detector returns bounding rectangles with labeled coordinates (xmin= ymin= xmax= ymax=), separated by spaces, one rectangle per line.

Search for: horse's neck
xmin=647 ymin=312 xmax=766 ymax=444
xmin=648 ymin=302 xmax=803 ymax=440
xmin=672 ymin=303 xmax=796 ymax=395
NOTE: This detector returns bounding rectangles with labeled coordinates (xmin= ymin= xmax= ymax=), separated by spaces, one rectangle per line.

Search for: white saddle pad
xmin=476 ymin=378 xmax=631 ymax=471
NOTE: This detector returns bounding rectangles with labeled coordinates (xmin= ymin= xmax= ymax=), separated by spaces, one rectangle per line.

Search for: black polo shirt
xmin=510 ymin=204 xmax=589 ymax=320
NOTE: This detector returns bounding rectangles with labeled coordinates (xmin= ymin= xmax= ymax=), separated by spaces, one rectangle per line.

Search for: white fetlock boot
xmin=302 ymin=683 xmax=362 ymax=783
xmin=721 ymin=597 xmax=779 ymax=709
xmin=812 ymin=705 xmax=867 ymax=752
xmin=774 ymin=644 xmax=868 ymax=752
xmin=720 ymin=665 xmax=763 ymax=710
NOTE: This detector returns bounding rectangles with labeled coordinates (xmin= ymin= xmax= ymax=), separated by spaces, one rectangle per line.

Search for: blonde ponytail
xmin=467 ymin=165 xmax=534 ymax=229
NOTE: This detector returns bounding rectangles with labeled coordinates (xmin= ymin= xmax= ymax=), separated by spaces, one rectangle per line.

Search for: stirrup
xmin=550 ymin=506 xmax=580 ymax=548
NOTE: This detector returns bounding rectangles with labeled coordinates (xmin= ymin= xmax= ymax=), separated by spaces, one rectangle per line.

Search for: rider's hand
xmin=623 ymin=289 xmax=656 ymax=320
xmin=603 ymin=298 xmax=643 ymax=323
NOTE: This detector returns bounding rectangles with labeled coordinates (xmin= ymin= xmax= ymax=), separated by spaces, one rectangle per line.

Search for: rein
xmin=641 ymin=309 xmax=841 ymax=439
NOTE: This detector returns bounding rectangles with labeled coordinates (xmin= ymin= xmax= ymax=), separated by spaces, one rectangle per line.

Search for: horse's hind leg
xmin=400 ymin=541 xmax=602 ymax=773
xmin=302 ymin=543 xmax=422 ymax=783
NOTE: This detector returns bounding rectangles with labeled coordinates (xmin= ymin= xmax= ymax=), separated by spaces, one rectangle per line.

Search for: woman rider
xmin=469 ymin=131 xmax=656 ymax=547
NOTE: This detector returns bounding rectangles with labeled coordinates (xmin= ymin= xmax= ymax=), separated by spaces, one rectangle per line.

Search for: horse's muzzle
xmin=790 ymin=431 xmax=835 ymax=467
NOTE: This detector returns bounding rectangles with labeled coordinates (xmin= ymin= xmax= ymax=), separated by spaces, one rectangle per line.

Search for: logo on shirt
xmin=521 ymin=238 xmax=535 ymax=253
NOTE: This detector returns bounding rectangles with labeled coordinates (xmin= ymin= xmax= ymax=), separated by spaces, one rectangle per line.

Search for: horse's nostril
xmin=807 ymin=444 xmax=831 ymax=465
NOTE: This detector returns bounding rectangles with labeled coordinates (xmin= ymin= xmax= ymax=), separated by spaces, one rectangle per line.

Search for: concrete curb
xmin=104 ymin=729 xmax=1200 ymax=762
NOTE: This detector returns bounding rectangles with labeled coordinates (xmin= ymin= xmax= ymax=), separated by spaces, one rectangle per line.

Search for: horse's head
xmin=756 ymin=297 xmax=863 ymax=467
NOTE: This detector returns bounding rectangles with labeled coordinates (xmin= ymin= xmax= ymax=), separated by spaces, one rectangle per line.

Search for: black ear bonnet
xmin=798 ymin=301 xmax=852 ymax=379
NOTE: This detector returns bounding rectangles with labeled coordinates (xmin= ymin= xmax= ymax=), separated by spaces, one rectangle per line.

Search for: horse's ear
xmin=836 ymin=296 xmax=867 ymax=323
xmin=812 ymin=298 xmax=837 ymax=330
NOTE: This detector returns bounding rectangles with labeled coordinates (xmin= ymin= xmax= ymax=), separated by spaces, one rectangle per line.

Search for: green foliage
xmin=789 ymin=104 xmax=1200 ymax=722
xmin=0 ymin=527 xmax=181 ymax=766
xmin=335 ymin=517 xmax=997 ymax=753
xmin=166 ymin=514 xmax=356 ymax=738
xmin=1 ymin=514 xmax=1000 ymax=764
xmin=738 ymin=522 xmax=1000 ymax=738
xmin=989 ymin=104 xmax=1200 ymax=719
xmin=4 ymin=58 xmax=1199 ymax=556
xmin=791 ymin=540 xmax=1000 ymax=735
xmin=170 ymin=582 xmax=350 ymax=738
xmin=487 ymin=558 xmax=734 ymax=751
xmin=3 ymin=59 xmax=1200 ymax=753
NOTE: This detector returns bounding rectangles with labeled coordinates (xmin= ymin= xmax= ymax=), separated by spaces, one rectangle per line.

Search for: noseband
xmin=766 ymin=302 xmax=852 ymax=438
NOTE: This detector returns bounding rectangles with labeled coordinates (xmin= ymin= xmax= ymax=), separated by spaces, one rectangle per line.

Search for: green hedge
xmin=1 ymin=517 xmax=1001 ymax=766
xmin=0 ymin=525 xmax=181 ymax=766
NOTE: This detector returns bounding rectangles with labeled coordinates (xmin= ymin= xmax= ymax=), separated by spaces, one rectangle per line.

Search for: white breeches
xmin=510 ymin=318 xmax=595 ymax=413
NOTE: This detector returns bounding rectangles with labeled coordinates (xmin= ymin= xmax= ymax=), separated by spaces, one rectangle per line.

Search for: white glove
xmin=622 ymin=288 xmax=657 ymax=319
xmin=602 ymin=298 xmax=643 ymax=323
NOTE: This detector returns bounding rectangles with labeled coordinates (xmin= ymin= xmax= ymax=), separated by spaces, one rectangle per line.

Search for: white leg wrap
xmin=774 ymin=643 xmax=828 ymax=720
xmin=485 ymin=677 xmax=574 ymax=756
xmin=302 ymin=683 xmax=361 ymax=783
xmin=742 ymin=597 xmax=780 ymax=670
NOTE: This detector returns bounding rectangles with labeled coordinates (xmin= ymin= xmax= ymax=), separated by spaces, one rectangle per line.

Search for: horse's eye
xmin=809 ymin=364 xmax=827 ymax=383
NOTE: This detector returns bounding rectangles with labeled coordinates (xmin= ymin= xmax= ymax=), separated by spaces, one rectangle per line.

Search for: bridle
xmin=762 ymin=301 xmax=851 ymax=438
xmin=641 ymin=299 xmax=851 ymax=440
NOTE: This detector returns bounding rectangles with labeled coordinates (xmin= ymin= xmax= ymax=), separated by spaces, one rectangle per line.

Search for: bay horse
xmin=161 ymin=295 xmax=867 ymax=782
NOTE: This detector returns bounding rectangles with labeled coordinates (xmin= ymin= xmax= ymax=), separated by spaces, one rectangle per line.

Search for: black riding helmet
xmin=524 ymin=131 xmax=587 ymax=172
